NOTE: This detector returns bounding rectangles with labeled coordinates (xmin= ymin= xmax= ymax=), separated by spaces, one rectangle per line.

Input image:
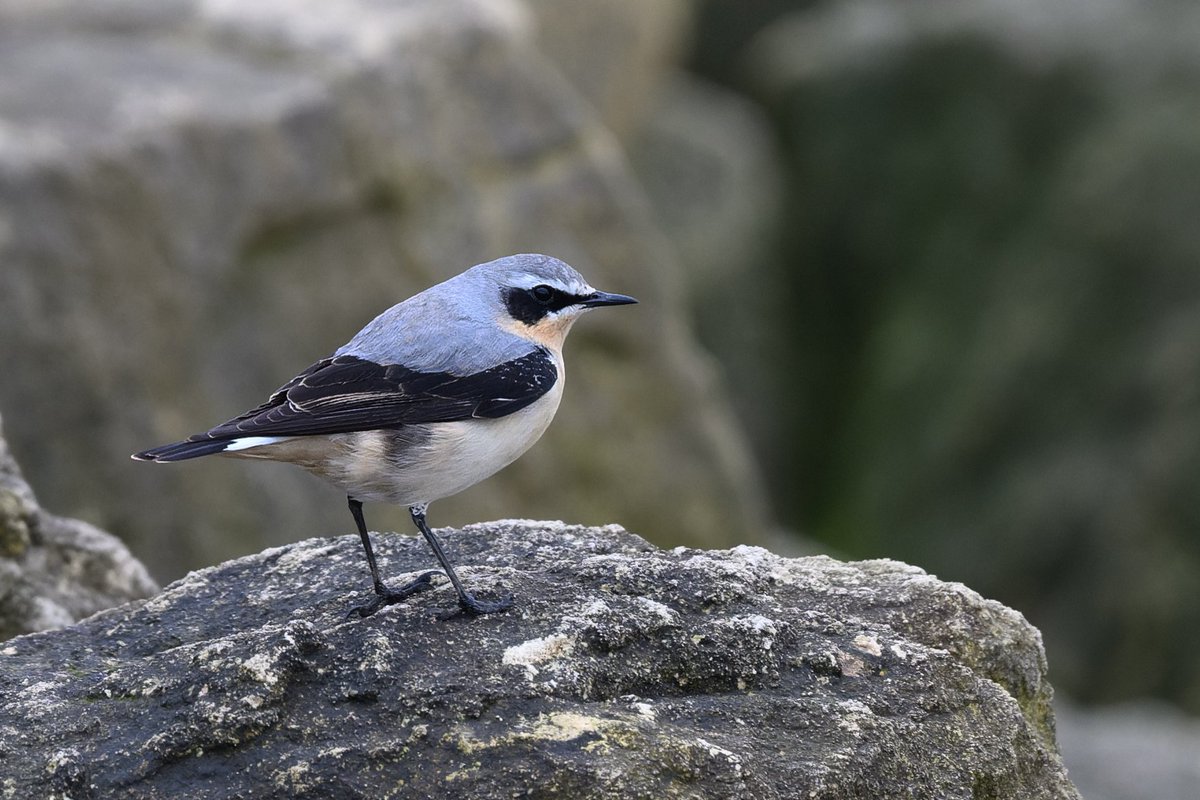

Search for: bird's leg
xmin=347 ymin=496 xmax=439 ymax=618
xmin=409 ymin=504 xmax=513 ymax=616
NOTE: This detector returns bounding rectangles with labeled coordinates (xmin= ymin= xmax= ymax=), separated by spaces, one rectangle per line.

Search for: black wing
xmin=190 ymin=347 xmax=558 ymax=442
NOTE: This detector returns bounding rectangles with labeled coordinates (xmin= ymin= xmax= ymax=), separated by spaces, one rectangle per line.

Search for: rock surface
xmin=0 ymin=522 xmax=1078 ymax=798
xmin=0 ymin=0 xmax=767 ymax=581
xmin=0 ymin=411 xmax=157 ymax=642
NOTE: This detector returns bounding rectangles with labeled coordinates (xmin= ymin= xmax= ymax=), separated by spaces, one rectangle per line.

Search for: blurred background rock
xmin=0 ymin=0 xmax=774 ymax=586
xmin=1 ymin=0 xmax=1197 ymax=794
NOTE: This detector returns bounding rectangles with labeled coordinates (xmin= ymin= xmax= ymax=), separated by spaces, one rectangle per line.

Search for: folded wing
xmin=134 ymin=348 xmax=557 ymax=460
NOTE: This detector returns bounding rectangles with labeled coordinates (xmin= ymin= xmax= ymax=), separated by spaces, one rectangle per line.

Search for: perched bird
xmin=133 ymin=254 xmax=636 ymax=618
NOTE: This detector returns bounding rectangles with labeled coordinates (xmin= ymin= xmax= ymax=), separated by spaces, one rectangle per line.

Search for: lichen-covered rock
xmin=0 ymin=522 xmax=1078 ymax=798
xmin=0 ymin=412 xmax=157 ymax=642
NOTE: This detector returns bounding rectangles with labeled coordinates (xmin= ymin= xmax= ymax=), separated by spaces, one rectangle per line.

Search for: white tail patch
xmin=224 ymin=436 xmax=289 ymax=452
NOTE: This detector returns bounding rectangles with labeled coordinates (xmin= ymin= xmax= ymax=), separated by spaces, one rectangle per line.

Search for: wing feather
xmin=182 ymin=348 xmax=557 ymax=443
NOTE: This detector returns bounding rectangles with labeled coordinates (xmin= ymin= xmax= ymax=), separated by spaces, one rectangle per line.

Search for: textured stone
xmin=0 ymin=412 xmax=157 ymax=642
xmin=0 ymin=522 xmax=1078 ymax=798
xmin=0 ymin=0 xmax=768 ymax=582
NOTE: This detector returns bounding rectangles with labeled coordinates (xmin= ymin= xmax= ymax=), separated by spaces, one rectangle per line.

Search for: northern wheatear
xmin=133 ymin=254 xmax=636 ymax=618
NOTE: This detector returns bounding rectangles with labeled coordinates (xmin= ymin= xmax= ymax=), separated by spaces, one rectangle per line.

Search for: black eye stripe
xmin=531 ymin=287 xmax=584 ymax=313
xmin=502 ymin=286 xmax=586 ymax=325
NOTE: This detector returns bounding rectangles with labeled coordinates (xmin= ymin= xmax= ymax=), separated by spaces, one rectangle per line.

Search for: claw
xmin=347 ymin=570 xmax=441 ymax=619
xmin=443 ymin=591 xmax=514 ymax=619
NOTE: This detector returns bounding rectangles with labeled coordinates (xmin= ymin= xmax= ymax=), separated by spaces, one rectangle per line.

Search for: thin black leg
xmin=347 ymin=496 xmax=439 ymax=618
xmin=349 ymin=497 xmax=385 ymax=593
xmin=409 ymin=504 xmax=513 ymax=616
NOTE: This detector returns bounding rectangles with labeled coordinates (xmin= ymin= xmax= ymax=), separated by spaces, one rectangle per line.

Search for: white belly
xmin=368 ymin=387 xmax=563 ymax=505
xmin=225 ymin=349 xmax=566 ymax=507
xmin=238 ymin=368 xmax=564 ymax=507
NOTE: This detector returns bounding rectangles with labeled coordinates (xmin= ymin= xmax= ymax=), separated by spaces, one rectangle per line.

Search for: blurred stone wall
xmin=680 ymin=0 xmax=1200 ymax=713
xmin=0 ymin=0 xmax=771 ymax=581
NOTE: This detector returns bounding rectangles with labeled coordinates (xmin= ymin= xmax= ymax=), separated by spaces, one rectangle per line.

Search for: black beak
xmin=581 ymin=290 xmax=638 ymax=308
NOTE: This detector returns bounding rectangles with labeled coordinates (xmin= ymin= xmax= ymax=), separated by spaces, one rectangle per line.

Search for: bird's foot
xmin=441 ymin=590 xmax=515 ymax=619
xmin=348 ymin=570 xmax=441 ymax=619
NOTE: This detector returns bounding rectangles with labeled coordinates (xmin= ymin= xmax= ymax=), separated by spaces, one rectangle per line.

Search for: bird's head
xmin=476 ymin=254 xmax=637 ymax=348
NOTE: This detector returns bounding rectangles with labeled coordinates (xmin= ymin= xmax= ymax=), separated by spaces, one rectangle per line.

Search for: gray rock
xmin=629 ymin=75 xmax=782 ymax=299
xmin=626 ymin=75 xmax=789 ymax=485
xmin=0 ymin=522 xmax=1078 ymax=798
xmin=0 ymin=0 xmax=768 ymax=582
xmin=523 ymin=0 xmax=690 ymax=138
xmin=0 ymin=411 xmax=157 ymax=641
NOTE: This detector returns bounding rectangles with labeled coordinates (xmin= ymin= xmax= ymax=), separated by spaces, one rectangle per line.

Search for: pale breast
xmin=321 ymin=353 xmax=564 ymax=506
xmin=398 ymin=389 xmax=563 ymax=503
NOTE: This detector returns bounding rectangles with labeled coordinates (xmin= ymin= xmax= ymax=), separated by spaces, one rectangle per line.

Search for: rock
xmin=524 ymin=0 xmax=691 ymax=139
xmin=0 ymin=411 xmax=157 ymax=642
xmin=625 ymin=75 xmax=789 ymax=478
xmin=0 ymin=0 xmax=768 ymax=582
xmin=0 ymin=522 xmax=1079 ymax=798
xmin=629 ymin=75 xmax=782 ymax=299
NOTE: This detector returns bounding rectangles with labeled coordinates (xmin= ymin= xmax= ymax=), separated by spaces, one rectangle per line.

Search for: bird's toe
xmin=455 ymin=591 xmax=515 ymax=617
xmin=347 ymin=571 xmax=443 ymax=619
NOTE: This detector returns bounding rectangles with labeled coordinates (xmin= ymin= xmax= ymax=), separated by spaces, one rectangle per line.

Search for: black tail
xmin=132 ymin=438 xmax=230 ymax=462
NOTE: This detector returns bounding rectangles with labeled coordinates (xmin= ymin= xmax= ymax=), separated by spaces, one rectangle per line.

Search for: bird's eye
xmin=531 ymin=285 xmax=555 ymax=304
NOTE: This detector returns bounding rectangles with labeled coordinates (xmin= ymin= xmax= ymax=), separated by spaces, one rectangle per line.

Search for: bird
xmin=132 ymin=253 xmax=637 ymax=618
